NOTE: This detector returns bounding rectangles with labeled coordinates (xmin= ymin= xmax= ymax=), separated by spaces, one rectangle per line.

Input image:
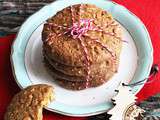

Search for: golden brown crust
xmin=4 ymin=84 xmax=54 ymax=120
xmin=42 ymin=4 xmax=122 ymax=66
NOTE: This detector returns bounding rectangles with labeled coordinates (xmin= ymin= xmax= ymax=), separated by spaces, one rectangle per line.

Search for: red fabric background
xmin=0 ymin=0 xmax=160 ymax=120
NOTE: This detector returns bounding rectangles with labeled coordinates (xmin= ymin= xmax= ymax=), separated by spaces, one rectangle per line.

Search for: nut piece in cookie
xmin=4 ymin=84 xmax=54 ymax=120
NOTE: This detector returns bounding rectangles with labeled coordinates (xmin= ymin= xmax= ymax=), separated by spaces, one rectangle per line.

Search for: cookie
xmin=42 ymin=4 xmax=122 ymax=67
xmin=4 ymin=84 xmax=54 ymax=120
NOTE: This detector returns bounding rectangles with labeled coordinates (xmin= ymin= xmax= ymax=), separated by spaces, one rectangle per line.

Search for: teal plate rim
xmin=11 ymin=0 xmax=153 ymax=116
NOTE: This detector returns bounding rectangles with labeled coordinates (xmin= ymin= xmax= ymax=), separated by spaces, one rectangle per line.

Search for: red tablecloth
xmin=0 ymin=0 xmax=160 ymax=120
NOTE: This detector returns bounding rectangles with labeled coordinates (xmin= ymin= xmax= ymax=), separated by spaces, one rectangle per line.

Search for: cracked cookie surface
xmin=42 ymin=4 xmax=122 ymax=66
xmin=4 ymin=84 xmax=54 ymax=120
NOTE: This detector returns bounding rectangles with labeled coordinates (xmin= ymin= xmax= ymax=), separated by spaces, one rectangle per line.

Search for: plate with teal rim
xmin=11 ymin=0 xmax=153 ymax=116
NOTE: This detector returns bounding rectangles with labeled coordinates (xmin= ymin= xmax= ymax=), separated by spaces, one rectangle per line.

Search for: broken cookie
xmin=4 ymin=84 xmax=54 ymax=120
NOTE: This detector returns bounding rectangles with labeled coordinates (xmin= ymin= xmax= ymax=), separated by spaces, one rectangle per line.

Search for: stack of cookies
xmin=42 ymin=4 xmax=122 ymax=90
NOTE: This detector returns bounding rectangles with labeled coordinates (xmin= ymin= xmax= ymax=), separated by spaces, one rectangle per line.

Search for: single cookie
xmin=42 ymin=4 xmax=122 ymax=67
xmin=4 ymin=84 xmax=54 ymax=120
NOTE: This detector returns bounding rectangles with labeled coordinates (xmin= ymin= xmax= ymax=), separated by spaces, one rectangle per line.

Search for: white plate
xmin=25 ymin=22 xmax=137 ymax=114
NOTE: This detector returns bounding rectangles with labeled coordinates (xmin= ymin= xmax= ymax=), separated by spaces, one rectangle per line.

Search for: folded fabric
xmin=0 ymin=0 xmax=54 ymax=33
